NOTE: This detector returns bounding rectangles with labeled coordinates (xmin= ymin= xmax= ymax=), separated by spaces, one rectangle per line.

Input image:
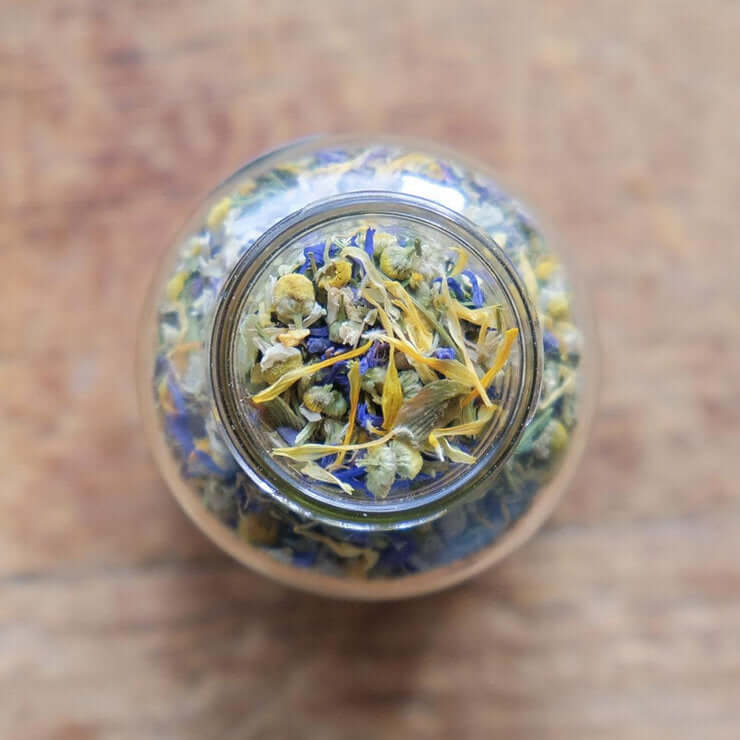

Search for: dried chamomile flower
xmin=303 ymin=384 xmax=348 ymax=419
xmin=272 ymin=273 xmax=316 ymax=322
xmin=260 ymin=344 xmax=303 ymax=384
xmin=360 ymin=366 xmax=386 ymax=401
xmin=379 ymin=244 xmax=417 ymax=280
xmin=329 ymin=320 xmax=364 ymax=347
xmin=371 ymin=231 xmax=396 ymax=257
xmin=390 ymin=440 xmax=423 ymax=480
xmin=318 ymin=259 xmax=352 ymax=289
xmin=364 ymin=445 xmax=397 ymax=499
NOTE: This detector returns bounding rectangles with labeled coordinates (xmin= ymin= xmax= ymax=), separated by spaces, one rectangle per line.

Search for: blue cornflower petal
xmin=432 ymin=277 xmax=465 ymax=301
xmin=166 ymin=414 xmax=194 ymax=454
xmin=543 ymin=330 xmax=559 ymax=356
xmin=316 ymin=149 xmax=349 ymax=165
xmin=433 ymin=347 xmax=456 ymax=360
xmin=307 ymin=337 xmax=331 ymax=354
xmin=309 ymin=325 xmax=329 ymax=337
xmin=461 ymin=270 xmax=485 ymax=308
xmin=297 ymin=242 xmax=326 ymax=273
xmin=320 ymin=360 xmax=350 ymax=391
xmin=357 ymin=402 xmax=383 ymax=430
xmin=333 ymin=466 xmax=367 ymax=483
xmin=167 ymin=374 xmax=188 ymax=414
xmin=292 ymin=549 xmax=318 ymax=567
xmin=277 ymin=426 xmax=298 ymax=445
xmin=446 ymin=277 xmax=465 ymax=301
xmin=364 ymin=227 xmax=375 ymax=256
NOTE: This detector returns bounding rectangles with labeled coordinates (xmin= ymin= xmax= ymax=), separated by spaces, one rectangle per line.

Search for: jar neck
xmin=209 ymin=192 xmax=543 ymax=531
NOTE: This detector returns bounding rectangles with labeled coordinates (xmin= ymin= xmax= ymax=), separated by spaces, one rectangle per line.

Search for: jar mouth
xmin=209 ymin=192 xmax=542 ymax=530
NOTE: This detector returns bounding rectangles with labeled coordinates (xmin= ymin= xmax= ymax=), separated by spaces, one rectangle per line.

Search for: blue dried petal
xmin=432 ymin=277 xmax=465 ymax=301
xmin=315 ymin=149 xmax=350 ymax=165
xmin=154 ymin=353 xmax=168 ymax=377
xmin=319 ymin=454 xmax=337 ymax=468
xmin=333 ymin=466 xmax=367 ymax=483
xmin=460 ymin=270 xmax=484 ymax=308
xmin=469 ymin=180 xmax=490 ymax=202
xmin=321 ymin=359 xmax=348 ymax=386
xmin=297 ymin=242 xmax=326 ymax=273
xmin=433 ymin=347 xmax=456 ymax=360
xmin=309 ymin=325 xmax=329 ymax=337
xmin=364 ymin=227 xmax=375 ymax=256
xmin=167 ymin=374 xmax=188 ymax=414
xmin=277 ymin=426 xmax=298 ymax=445
xmin=446 ymin=277 xmax=465 ymax=301
xmin=187 ymin=273 xmax=203 ymax=300
xmin=166 ymin=414 xmax=195 ymax=454
xmin=358 ymin=341 xmax=388 ymax=374
xmin=307 ymin=337 xmax=331 ymax=354
xmin=292 ymin=550 xmax=318 ymax=567
xmin=543 ymin=330 xmax=559 ymax=355
xmin=377 ymin=537 xmax=417 ymax=572
xmin=357 ymin=402 xmax=383 ymax=430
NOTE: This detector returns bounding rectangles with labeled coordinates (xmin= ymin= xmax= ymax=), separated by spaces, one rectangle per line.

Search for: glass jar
xmin=137 ymin=135 xmax=596 ymax=599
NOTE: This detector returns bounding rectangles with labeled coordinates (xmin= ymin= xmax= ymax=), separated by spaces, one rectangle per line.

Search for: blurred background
xmin=2 ymin=1 xmax=739 ymax=738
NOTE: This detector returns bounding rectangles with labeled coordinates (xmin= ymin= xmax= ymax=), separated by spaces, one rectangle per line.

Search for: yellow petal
xmin=251 ymin=339 xmax=374 ymax=403
xmin=441 ymin=439 xmax=477 ymax=464
xmin=330 ymin=360 xmax=361 ymax=469
xmin=440 ymin=274 xmax=492 ymax=407
xmin=428 ymin=406 xmax=497 ymax=443
xmin=301 ymin=461 xmax=354 ymax=495
xmin=462 ymin=328 xmax=518 ymax=407
xmin=377 ymin=335 xmax=477 ymax=388
xmin=206 ymin=196 xmax=232 ymax=230
xmin=449 ymin=246 xmax=468 ymax=276
xmin=381 ymin=348 xmax=403 ymax=430
xmin=272 ymin=430 xmax=396 ymax=462
xmin=385 ymin=280 xmax=434 ymax=352
xmin=165 ymin=271 xmax=187 ymax=302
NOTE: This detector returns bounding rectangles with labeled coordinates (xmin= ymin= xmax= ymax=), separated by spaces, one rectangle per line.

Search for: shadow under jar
xmin=138 ymin=135 xmax=596 ymax=599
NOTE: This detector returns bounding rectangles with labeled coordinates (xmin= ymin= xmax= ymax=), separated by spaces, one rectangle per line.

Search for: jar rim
xmin=209 ymin=191 xmax=543 ymax=531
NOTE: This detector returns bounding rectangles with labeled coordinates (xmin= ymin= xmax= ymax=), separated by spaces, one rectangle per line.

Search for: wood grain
xmin=2 ymin=1 xmax=740 ymax=738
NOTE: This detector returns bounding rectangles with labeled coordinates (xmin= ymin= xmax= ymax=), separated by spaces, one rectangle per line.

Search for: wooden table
xmin=3 ymin=1 xmax=739 ymax=737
